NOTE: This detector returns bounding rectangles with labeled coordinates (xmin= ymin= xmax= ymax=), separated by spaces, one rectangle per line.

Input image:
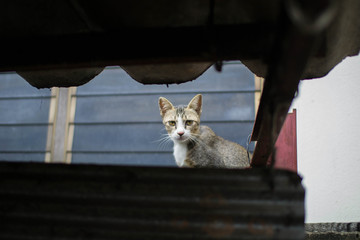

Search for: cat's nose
xmin=177 ymin=131 xmax=185 ymax=136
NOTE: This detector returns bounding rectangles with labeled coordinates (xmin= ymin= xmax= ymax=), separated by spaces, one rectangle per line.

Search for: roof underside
xmin=1 ymin=0 xmax=359 ymax=86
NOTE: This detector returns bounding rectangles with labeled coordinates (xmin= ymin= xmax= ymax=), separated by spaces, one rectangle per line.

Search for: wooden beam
xmin=250 ymin=0 xmax=334 ymax=167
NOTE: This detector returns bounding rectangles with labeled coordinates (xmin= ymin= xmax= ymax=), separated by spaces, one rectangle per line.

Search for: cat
xmin=158 ymin=94 xmax=250 ymax=168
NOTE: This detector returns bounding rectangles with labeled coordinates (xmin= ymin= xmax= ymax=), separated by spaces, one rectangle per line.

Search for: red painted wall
xmin=268 ymin=110 xmax=297 ymax=172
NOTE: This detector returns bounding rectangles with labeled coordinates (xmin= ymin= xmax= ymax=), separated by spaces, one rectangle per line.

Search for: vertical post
xmin=52 ymin=88 xmax=69 ymax=162
xmin=45 ymin=88 xmax=57 ymax=162
xmin=254 ymin=76 xmax=264 ymax=116
xmin=65 ymin=88 xmax=77 ymax=163
xmin=45 ymin=87 xmax=76 ymax=163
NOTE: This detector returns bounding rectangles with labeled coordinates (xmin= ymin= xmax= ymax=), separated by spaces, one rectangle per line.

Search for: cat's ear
xmin=187 ymin=94 xmax=202 ymax=116
xmin=159 ymin=97 xmax=174 ymax=117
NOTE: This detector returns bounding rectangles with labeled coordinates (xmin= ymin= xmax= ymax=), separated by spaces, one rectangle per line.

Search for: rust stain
xmin=203 ymin=215 xmax=235 ymax=238
xmin=171 ymin=218 xmax=189 ymax=230
xmin=248 ymin=218 xmax=274 ymax=236
xmin=200 ymin=193 xmax=226 ymax=207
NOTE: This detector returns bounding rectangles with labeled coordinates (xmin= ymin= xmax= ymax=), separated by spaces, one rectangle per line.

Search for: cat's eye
xmin=185 ymin=120 xmax=194 ymax=126
xmin=168 ymin=121 xmax=176 ymax=126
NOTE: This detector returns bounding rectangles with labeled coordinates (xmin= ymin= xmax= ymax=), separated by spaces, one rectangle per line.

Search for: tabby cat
xmin=159 ymin=94 xmax=250 ymax=168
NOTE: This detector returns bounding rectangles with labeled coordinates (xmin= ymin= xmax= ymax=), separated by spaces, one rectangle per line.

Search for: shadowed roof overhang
xmin=1 ymin=0 xmax=359 ymax=86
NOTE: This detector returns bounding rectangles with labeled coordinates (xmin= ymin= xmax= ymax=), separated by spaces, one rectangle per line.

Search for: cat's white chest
xmin=173 ymin=143 xmax=188 ymax=167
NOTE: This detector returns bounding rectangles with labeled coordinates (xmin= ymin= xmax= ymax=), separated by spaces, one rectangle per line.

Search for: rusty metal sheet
xmin=0 ymin=162 xmax=304 ymax=240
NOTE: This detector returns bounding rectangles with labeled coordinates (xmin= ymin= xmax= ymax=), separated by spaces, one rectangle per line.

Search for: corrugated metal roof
xmin=0 ymin=162 xmax=304 ymax=239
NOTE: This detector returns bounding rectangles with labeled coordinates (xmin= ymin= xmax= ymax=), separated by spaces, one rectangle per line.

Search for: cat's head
xmin=159 ymin=94 xmax=202 ymax=143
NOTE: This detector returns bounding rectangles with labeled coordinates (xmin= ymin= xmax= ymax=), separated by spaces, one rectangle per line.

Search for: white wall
xmin=291 ymin=54 xmax=360 ymax=223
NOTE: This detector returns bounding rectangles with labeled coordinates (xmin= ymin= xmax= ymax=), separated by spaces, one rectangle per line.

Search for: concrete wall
xmin=291 ymin=54 xmax=360 ymax=223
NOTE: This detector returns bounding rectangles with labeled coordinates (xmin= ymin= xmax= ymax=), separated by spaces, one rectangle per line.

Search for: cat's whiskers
xmin=157 ymin=136 xmax=173 ymax=150
xmin=188 ymin=133 xmax=207 ymax=149
xmin=153 ymin=130 xmax=173 ymax=150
